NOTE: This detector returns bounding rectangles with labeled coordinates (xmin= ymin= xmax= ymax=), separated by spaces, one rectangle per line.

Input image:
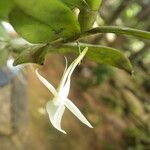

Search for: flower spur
xmin=36 ymin=47 xmax=93 ymax=134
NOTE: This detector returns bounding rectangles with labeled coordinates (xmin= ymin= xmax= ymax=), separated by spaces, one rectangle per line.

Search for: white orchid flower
xmin=36 ymin=47 xmax=93 ymax=134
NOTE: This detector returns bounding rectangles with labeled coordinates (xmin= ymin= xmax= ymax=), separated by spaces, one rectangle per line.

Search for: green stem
xmin=82 ymin=26 xmax=150 ymax=40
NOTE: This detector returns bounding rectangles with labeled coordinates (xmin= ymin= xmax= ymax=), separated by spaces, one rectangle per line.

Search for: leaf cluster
xmin=0 ymin=0 xmax=150 ymax=73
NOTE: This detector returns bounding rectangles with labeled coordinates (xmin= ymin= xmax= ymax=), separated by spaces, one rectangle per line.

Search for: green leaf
xmin=0 ymin=23 xmax=7 ymax=39
xmin=83 ymin=26 xmax=150 ymax=40
xmin=58 ymin=0 xmax=88 ymax=9
xmin=85 ymin=0 xmax=102 ymax=10
xmin=0 ymin=24 xmax=9 ymax=64
xmin=0 ymin=0 xmax=13 ymax=20
xmin=9 ymin=8 xmax=59 ymax=43
xmin=14 ymin=43 xmax=132 ymax=74
xmin=78 ymin=9 xmax=97 ymax=32
xmin=14 ymin=0 xmax=80 ymax=40
xmin=78 ymin=0 xmax=102 ymax=31
xmin=0 ymin=23 xmax=9 ymax=39
xmin=13 ymin=44 xmax=47 ymax=66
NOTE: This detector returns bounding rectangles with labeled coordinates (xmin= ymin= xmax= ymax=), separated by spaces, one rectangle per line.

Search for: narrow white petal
xmin=57 ymin=57 xmax=68 ymax=94
xmin=36 ymin=69 xmax=57 ymax=96
xmin=46 ymin=101 xmax=66 ymax=134
xmin=61 ymin=47 xmax=88 ymax=97
xmin=53 ymin=105 xmax=66 ymax=134
xmin=59 ymin=57 xmax=68 ymax=83
xmin=65 ymin=98 xmax=93 ymax=128
xmin=66 ymin=47 xmax=88 ymax=77
xmin=58 ymin=47 xmax=88 ymax=97
xmin=61 ymin=78 xmax=71 ymax=99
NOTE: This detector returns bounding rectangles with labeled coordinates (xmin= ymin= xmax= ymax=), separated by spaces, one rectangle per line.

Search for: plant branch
xmin=81 ymin=26 xmax=150 ymax=40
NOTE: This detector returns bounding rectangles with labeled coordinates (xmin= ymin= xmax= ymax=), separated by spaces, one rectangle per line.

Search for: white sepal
xmin=65 ymin=98 xmax=93 ymax=128
xmin=46 ymin=101 xmax=66 ymax=134
xmin=36 ymin=69 xmax=57 ymax=96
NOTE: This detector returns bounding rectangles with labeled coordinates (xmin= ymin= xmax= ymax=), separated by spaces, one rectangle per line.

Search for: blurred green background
xmin=0 ymin=0 xmax=150 ymax=150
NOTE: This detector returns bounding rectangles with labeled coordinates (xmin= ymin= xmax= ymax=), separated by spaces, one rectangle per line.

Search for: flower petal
xmin=65 ymin=98 xmax=93 ymax=128
xmin=46 ymin=101 xmax=66 ymax=134
xmin=57 ymin=56 xmax=68 ymax=93
xmin=58 ymin=47 xmax=88 ymax=97
xmin=36 ymin=69 xmax=57 ymax=96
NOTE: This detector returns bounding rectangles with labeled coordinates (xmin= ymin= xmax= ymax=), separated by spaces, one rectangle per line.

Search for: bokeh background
xmin=0 ymin=0 xmax=150 ymax=150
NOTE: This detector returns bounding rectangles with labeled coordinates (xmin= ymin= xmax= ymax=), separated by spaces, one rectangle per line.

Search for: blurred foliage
xmin=0 ymin=23 xmax=10 ymax=65
xmin=76 ymin=0 xmax=150 ymax=149
xmin=123 ymin=127 xmax=150 ymax=150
